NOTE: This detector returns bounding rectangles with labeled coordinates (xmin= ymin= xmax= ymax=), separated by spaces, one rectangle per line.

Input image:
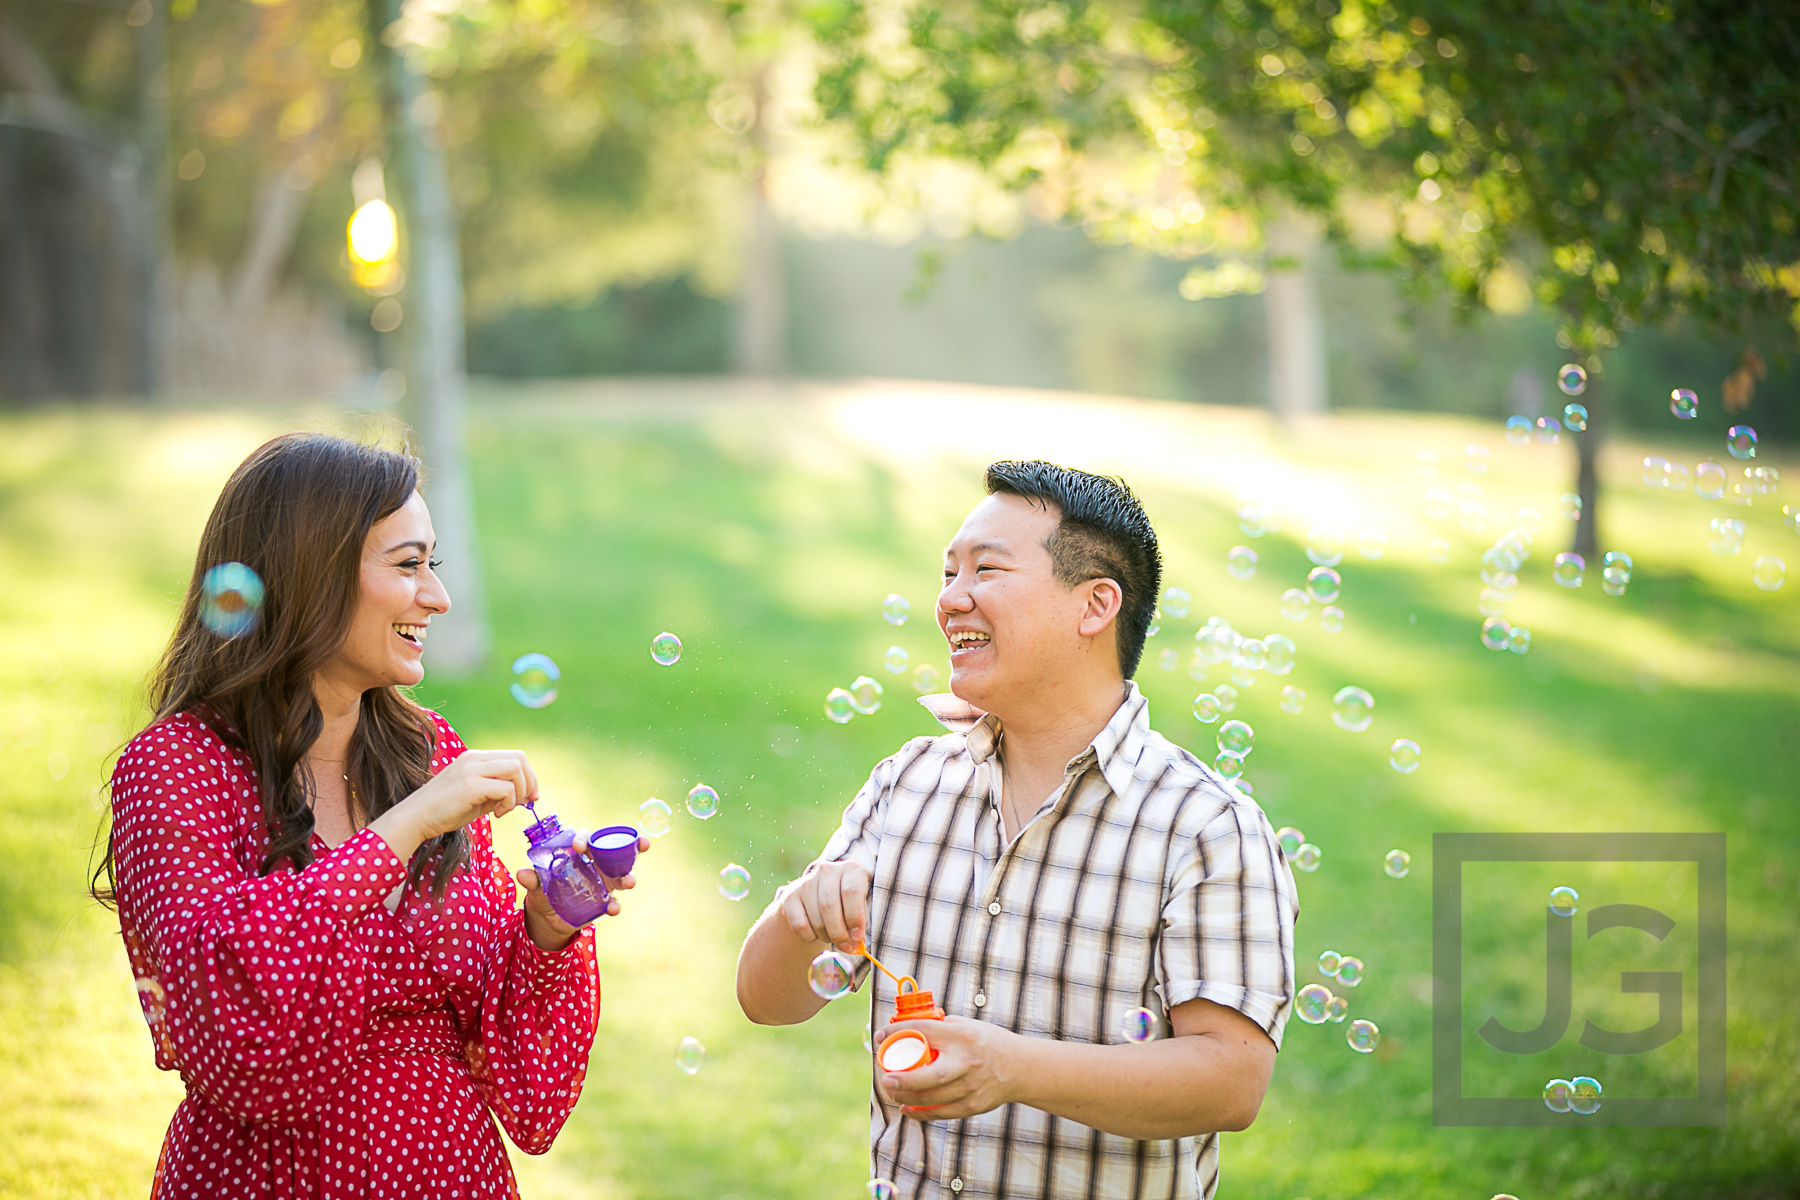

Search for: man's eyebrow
xmin=944 ymin=540 xmax=1014 ymax=559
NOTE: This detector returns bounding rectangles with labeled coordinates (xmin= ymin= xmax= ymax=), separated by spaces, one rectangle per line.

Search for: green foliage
xmin=806 ymin=0 xmax=1800 ymax=352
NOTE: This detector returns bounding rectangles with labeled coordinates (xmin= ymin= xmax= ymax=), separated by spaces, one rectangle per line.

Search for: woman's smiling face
xmin=325 ymin=491 xmax=451 ymax=692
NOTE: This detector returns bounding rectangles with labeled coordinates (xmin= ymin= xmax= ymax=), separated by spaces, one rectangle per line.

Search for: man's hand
xmin=874 ymin=1016 xmax=1021 ymax=1119
xmin=776 ymin=859 xmax=871 ymax=953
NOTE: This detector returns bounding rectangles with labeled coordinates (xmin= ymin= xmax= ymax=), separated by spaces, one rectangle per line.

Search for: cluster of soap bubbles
xmin=1544 ymin=1076 xmax=1603 ymax=1115
xmin=1640 ymin=406 xmax=1787 ymax=589
xmin=1296 ymin=978 xmax=1377 ymax=1052
xmin=1461 ymin=517 xmax=1545 ymax=654
xmin=1275 ymin=825 xmax=1321 ymax=873
xmin=1503 ymin=414 xmax=1570 ymax=447
xmin=1212 ymin=718 xmax=1254 ymax=781
xmin=199 ymin=562 xmax=266 ymax=639
xmin=825 ymin=675 xmax=886 ymax=724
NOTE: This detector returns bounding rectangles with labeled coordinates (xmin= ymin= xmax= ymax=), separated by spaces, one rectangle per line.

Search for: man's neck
xmin=992 ymin=678 xmax=1128 ymax=792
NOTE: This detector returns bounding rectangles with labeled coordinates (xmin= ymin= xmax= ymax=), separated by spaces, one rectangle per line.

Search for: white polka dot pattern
xmin=111 ymin=709 xmax=600 ymax=1199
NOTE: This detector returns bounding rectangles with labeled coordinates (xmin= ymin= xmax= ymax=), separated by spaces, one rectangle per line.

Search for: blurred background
xmin=2 ymin=0 xmax=1797 ymax=1197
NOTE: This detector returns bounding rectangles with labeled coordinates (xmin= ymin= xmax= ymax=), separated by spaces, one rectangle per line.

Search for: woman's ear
xmin=1078 ymin=578 xmax=1124 ymax=639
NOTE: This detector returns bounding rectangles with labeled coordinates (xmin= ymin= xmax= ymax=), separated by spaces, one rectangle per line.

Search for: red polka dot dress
xmin=110 ymin=710 xmax=600 ymax=1199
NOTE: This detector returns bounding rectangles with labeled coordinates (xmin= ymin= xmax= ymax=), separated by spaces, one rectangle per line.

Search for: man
xmin=736 ymin=460 xmax=1296 ymax=1199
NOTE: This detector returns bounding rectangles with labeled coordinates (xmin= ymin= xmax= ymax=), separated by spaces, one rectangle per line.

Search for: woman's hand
xmin=515 ymin=836 xmax=651 ymax=951
xmin=369 ymin=749 xmax=539 ymax=861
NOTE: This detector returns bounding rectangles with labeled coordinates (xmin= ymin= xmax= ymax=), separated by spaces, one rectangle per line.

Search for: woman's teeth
xmin=394 ymin=623 xmax=427 ymax=645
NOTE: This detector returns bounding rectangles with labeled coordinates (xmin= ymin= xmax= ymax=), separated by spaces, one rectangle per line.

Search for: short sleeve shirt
xmin=817 ymin=683 xmax=1297 ymax=1200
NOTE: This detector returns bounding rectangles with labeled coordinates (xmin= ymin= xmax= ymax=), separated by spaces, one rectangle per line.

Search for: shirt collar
xmin=917 ymin=681 xmax=1152 ymax=797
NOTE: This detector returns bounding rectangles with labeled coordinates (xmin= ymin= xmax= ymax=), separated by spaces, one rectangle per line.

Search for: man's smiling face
xmin=937 ymin=492 xmax=1093 ymax=713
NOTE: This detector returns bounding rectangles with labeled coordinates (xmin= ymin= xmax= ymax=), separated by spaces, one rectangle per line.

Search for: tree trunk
xmin=731 ymin=69 xmax=785 ymax=376
xmin=136 ymin=0 xmax=170 ymax=396
xmin=232 ymin=158 xmax=313 ymax=312
xmin=378 ymin=0 xmax=488 ymax=674
xmin=1262 ymin=210 xmax=1327 ymax=419
xmin=1572 ymin=373 xmax=1600 ymax=560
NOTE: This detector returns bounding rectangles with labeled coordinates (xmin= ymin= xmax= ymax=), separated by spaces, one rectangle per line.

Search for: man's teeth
xmin=951 ymin=633 xmax=990 ymax=648
xmin=394 ymin=623 xmax=428 ymax=642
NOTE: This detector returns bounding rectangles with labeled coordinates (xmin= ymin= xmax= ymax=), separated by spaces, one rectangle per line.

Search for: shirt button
xmin=951 ymin=1179 xmax=964 ymax=1193
xmin=973 ymin=992 xmax=987 ymax=1007
xmin=987 ymin=901 xmax=1002 ymax=915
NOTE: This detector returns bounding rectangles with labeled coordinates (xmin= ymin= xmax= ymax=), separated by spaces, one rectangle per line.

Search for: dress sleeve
xmin=1155 ymin=794 xmax=1298 ymax=1048
xmin=111 ymin=721 xmax=409 ymax=1129
xmin=458 ymin=814 xmax=601 ymax=1155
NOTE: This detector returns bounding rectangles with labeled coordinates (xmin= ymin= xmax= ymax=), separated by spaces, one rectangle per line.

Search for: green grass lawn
xmin=2 ymin=378 xmax=1797 ymax=1199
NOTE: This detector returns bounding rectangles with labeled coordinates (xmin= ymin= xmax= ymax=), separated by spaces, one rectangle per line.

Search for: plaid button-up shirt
xmin=817 ymin=683 xmax=1297 ymax=1200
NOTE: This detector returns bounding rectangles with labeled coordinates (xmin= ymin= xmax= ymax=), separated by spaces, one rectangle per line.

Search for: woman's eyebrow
xmin=383 ymin=539 xmax=432 ymax=556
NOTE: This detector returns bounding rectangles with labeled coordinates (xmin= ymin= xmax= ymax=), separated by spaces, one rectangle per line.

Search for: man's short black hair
xmin=984 ymin=460 xmax=1163 ymax=678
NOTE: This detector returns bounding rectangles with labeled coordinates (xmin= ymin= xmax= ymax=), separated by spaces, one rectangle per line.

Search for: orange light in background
xmin=347 ymin=200 xmax=399 ymax=290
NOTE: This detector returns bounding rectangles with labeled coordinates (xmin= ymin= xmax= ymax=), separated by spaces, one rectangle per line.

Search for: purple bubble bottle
xmin=522 ymin=810 xmax=641 ymax=927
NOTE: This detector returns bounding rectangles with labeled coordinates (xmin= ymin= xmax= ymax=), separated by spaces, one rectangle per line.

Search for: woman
xmin=93 ymin=433 xmax=638 ymax=1199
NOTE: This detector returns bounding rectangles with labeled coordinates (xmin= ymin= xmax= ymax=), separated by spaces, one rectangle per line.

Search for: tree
xmin=806 ymin=0 xmax=1800 ymax=553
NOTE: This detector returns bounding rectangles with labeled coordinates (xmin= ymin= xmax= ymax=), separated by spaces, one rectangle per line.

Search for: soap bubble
xmin=1346 ymin=1019 xmax=1380 ymax=1053
xmin=1158 ymin=648 xmax=1179 ymax=672
xmin=1465 ymin=445 xmax=1490 ymax=474
xmin=1331 ymin=686 xmax=1374 ymax=732
xmin=1264 ymin=634 xmax=1297 ymax=675
xmin=1695 ymin=461 xmax=1726 ymax=500
xmin=650 ymin=631 xmax=683 ymax=666
xmin=1237 ymin=502 xmax=1270 ymax=538
xmin=1642 ymin=455 xmax=1669 ymax=487
xmin=1535 ymin=416 xmax=1562 ymax=445
xmin=1478 ymin=588 xmax=1509 ymax=619
xmin=1306 ymin=566 xmax=1342 ymax=604
xmin=808 ymin=949 xmax=859 ymax=1000
xmin=1557 ymin=363 xmax=1587 ymax=395
xmin=686 ymin=783 xmax=720 ymax=820
xmin=1293 ymin=843 xmax=1322 ymax=872
xmin=1121 ymin=1007 xmax=1156 ymax=1042
xmin=911 ymin=663 xmax=941 ymax=694
xmin=1751 ymin=465 xmax=1779 ymax=494
xmin=1727 ymin=425 xmax=1758 ymax=460
xmin=1517 ymin=507 xmax=1542 ymax=534
xmin=1559 ymin=493 xmax=1583 ymax=522
xmin=1601 ymin=551 xmax=1632 ymax=596
xmin=1213 ymin=751 xmax=1244 ymax=780
xmin=674 ymin=1036 xmax=706 ymax=1075
xmin=824 ymin=688 xmax=856 ymax=723
xmin=881 ymin=593 xmax=910 ymax=625
xmin=1214 ymin=684 xmax=1239 ymax=712
xmin=1549 ymin=885 xmax=1578 ymax=917
xmin=1543 ymin=1078 xmax=1574 ymax=1113
xmin=1233 ymin=779 xmax=1254 ymax=796
xmin=1384 ymin=848 xmax=1412 ymax=878
xmin=884 ymin=645 xmax=910 ymax=674
xmin=1296 ymin=983 xmax=1333 ymax=1024
xmin=1670 ymin=387 xmax=1698 ymax=419
xmin=1427 ymin=538 xmax=1451 ymax=564
xmin=1786 ymin=504 xmax=1800 ymax=530
xmin=1570 ymin=1076 xmax=1603 ymax=1115
xmin=1276 ymin=827 xmax=1306 ymax=857
xmin=1279 ymin=685 xmax=1306 ymax=714
xmin=1389 ymin=739 xmax=1421 ymax=774
xmin=1425 ymin=489 xmax=1453 ymax=520
xmin=1504 ymin=415 xmax=1532 ymax=447
xmin=1306 ymin=527 xmax=1346 ymax=568
xmin=1753 ymin=556 xmax=1786 ymax=592
xmin=848 ymin=675 xmax=885 ymax=715
xmin=1416 ymin=449 xmax=1438 ymax=476
xmin=810 ymin=949 xmax=856 ymax=1000
xmin=1162 ymin=587 xmax=1192 ymax=619
xmin=1480 ymin=617 xmax=1511 ymax=651
xmin=1326 ymin=994 xmax=1349 ymax=1022
xmin=1318 ymin=949 xmax=1342 ymax=976
xmin=868 ymin=1181 xmax=897 ymax=1200
xmin=637 ymin=798 xmax=673 ymax=838
xmin=1280 ymin=589 xmax=1311 ymax=621
xmin=1337 ymin=957 xmax=1364 ymax=987
xmin=1319 ymin=606 xmax=1346 ymax=633
xmin=1709 ymin=517 xmax=1746 ymax=556
xmin=1234 ymin=638 xmax=1268 ymax=673
xmin=1218 ymin=719 xmax=1254 ymax=757
xmin=199 ymin=562 xmax=265 ymax=639
xmin=1563 ymin=403 xmax=1588 ymax=431
xmin=1226 ymin=545 xmax=1259 ymax=580
xmin=718 ymin=863 xmax=751 ymax=901
xmin=1552 ymin=552 xmax=1585 ymax=588
xmin=1147 ymin=615 xmax=1160 ymax=637
xmin=509 ymin=652 xmax=560 ymax=709
xmin=1459 ymin=500 xmax=1488 ymax=533
xmin=1508 ymin=626 xmax=1531 ymax=655
xmin=1193 ymin=693 xmax=1223 ymax=724
xmin=863 ymin=1023 xmax=874 ymax=1052
xmin=1357 ymin=528 xmax=1387 ymax=560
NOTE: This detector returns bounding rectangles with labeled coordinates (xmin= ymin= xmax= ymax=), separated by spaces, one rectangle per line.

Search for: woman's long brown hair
xmin=91 ymin=433 xmax=469 ymax=906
